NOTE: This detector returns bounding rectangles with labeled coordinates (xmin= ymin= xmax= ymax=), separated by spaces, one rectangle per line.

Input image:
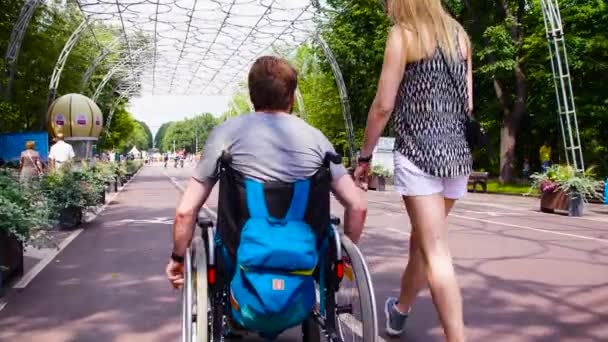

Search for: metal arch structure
xmin=3 ymin=0 xmax=42 ymax=101
xmin=270 ymin=44 xmax=308 ymax=120
xmin=104 ymin=84 xmax=140 ymax=135
xmin=91 ymin=47 xmax=151 ymax=103
xmin=45 ymin=19 xmax=89 ymax=112
xmin=316 ymin=34 xmax=356 ymax=164
xmin=70 ymin=0 xmax=360 ymax=161
xmin=540 ymin=0 xmax=584 ymax=173
xmin=81 ymin=38 xmax=122 ymax=92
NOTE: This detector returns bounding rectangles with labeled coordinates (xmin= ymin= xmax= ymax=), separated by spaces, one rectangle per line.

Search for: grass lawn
xmin=485 ymin=181 xmax=531 ymax=195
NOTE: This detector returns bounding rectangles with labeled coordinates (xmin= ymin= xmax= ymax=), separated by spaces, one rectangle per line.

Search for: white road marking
xmin=13 ymin=228 xmax=83 ymax=289
xmin=459 ymin=199 xmax=608 ymax=223
xmin=449 ymin=213 xmax=608 ymax=244
xmin=369 ymin=199 xmax=608 ymax=244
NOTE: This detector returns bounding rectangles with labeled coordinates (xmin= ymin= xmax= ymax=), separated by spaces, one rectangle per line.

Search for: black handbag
xmin=437 ymin=47 xmax=488 ymax=152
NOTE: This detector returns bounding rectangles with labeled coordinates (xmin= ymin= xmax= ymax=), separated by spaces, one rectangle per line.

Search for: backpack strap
xmin=284 ymin=180 xmax=310 ymax=221
xmin=244 ymin=178 xmax=311 ymax=222
xmin=245 ymin=179 xmax=270 ymax=218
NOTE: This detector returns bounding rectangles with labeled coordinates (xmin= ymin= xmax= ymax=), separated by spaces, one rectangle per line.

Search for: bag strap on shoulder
xmin=244 ymin=178 xmax=310 ymax=222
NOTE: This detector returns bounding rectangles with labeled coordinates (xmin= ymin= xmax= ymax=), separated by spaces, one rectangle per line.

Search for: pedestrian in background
xmin=19 ymin=141 xmax=43 ymax=182
xmin=540 ymin=140 xmax=552 ymax=172
xmin=48 ymin=133 xmax=75 ymax=171
xmin=354 ymin=0 xmax=472 ymax=340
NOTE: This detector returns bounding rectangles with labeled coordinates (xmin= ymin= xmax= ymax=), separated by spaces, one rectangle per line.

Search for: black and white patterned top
xmin=393 ymin=46 xmax=472 ymax=178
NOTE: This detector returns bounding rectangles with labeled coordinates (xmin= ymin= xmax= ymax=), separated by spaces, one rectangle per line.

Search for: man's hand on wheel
xmin=166 ymin=259 xmax=185 ymax=289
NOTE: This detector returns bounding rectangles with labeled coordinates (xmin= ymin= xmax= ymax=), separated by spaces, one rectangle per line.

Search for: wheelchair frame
xmin=182 ymin=215 xmax=378 ymax=342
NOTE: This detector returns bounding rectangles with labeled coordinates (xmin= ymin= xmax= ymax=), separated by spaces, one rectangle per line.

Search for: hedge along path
xmin=9 ymin=166 xmax=145 ymax=292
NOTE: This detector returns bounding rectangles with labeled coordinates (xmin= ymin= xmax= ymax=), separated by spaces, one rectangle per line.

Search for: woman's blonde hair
xmin=26 ymin=141 xmax=35 ymax=150
xmin=388 ymin=0 xmax=465 ymax=61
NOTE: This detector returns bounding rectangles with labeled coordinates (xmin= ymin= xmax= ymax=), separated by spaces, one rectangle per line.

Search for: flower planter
xmin=99 ymin=189 xmax=106 ymax=204
xmin=540 ymin=189 xmax=569 ymax=213
xmin=58 ymin=206 xmax=83 ymax=230
xmin=568 ymin=194 xmax=584 ymax=217
xmin=540 ymin=189 xmax=585 ymax=216
xmin=0 ymin=231 xmax=24 ymax=294
xmin=368 ymin=175 xmax=386 ymax=191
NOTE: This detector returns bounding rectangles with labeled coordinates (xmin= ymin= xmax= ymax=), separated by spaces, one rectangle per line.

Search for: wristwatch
xmin=171 ymin=252 xmax=184 ymax=263
xmin=358 ymin=154 xmax=372 ymax=163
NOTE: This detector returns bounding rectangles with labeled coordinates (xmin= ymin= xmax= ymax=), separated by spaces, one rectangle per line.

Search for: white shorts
xmin=393 ymin=152 xmax=469 ymax=199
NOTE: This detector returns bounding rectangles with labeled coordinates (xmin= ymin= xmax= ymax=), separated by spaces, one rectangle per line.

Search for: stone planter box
xmin=540 ymin=189 xmax=584 ymax=217
xmin=99 ymin=189 xmax=106 ymax=204
xmin=0 ymin=231 xmax=24 ymax=294
xmin=368 ymin=175 xmax=386 ymax=191
xmin=58 ymin=205 xmax=83 ymax=230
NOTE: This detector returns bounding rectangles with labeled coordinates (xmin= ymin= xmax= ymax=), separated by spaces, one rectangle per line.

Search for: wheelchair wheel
xmin=183 ymin=237 xmax=210 ymax=342
xmin=332 ymin=235 xmax=377 ymax=342
xmin=193 ymin=237 xmax=209 ymax=342
xmin=182 ymin=245 xmax=194 ymax=342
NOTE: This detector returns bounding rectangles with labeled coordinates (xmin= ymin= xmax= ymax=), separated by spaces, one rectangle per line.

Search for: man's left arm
xmin=166 ymin=177 xmax=215 ymax=289
xmin=166 ymin=122 xmax=228 ymax=288
xmin=172 ymin=178 xmax=215 ymax=256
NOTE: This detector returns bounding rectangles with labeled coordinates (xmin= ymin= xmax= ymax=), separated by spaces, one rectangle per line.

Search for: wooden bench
xmin=468 ymin=171 xmax=489 ymax=193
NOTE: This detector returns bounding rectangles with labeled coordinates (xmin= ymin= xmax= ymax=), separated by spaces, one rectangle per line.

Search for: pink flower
xmin=540 ymin=180 xmax=557 ymax=193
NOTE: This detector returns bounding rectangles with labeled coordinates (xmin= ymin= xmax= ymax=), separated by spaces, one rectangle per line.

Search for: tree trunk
xmin=499 ymin=122 xmax=517 ymax=183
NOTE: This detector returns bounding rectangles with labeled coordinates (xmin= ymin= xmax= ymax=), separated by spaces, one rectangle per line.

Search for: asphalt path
xmin=0 ymin=164 xmax=606 ymax=342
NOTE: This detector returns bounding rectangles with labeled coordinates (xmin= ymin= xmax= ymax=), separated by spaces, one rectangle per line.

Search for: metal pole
xmin=315 ymin=34 xmax=356 ymax=165
xmin=4 ymin=0 xmax=42 ymax=101
xmin=46 ymin=19 xmax=89 ymax=113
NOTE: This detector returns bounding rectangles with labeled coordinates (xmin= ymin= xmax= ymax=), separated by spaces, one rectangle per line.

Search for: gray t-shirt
xmin=194 ymin=112 xmax=347 ymax=183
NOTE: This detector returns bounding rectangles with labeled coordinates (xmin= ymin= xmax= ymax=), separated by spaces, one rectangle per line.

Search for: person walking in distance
xmin=354 ymin=0 xmax=473 ymax=340
xmin=19 ymin=141 xmax=43 ymax=182
xmin=48 ymin=133 xmax=75 ymax=171
xmin=539 ymin=140 xmax=552 ymax=172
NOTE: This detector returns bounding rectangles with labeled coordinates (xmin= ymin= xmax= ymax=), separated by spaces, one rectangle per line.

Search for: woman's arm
xmin=359 ymin=26 xmax=408 ymax=158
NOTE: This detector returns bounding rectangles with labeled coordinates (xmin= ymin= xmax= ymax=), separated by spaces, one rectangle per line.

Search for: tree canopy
xmin=0 ymin=0 xmax=143 ymax=151
xmin=157 ymin=113 xmax=219 ymax=153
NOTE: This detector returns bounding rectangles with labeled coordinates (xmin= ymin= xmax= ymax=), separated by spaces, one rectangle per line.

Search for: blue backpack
xmin=229 ymin=178 xmax=318 ymax=338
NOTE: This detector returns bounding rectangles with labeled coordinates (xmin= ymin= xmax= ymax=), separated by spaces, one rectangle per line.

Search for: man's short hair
xmin=248 ymin=56 xmax=297 ymax=112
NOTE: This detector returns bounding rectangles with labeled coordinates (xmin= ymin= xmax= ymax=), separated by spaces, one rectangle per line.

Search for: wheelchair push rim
xmin=309 ymin=234 xmax=378 ymax=342
xmin=332 ymin=235 xmax=377 ymax=342
xmin=182 ymin=237 xmax=209 ymax=342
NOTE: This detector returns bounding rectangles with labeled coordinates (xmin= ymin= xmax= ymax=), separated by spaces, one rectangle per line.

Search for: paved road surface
xmin=1 ymin=165 xmax=607 ymax=342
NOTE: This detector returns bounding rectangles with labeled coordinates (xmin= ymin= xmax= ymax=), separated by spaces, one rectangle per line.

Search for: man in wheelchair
xmin=166 ymin=56 xmax=369 ymax=340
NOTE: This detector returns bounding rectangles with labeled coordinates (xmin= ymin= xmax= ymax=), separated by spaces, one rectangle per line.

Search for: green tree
xmin=154 ymin=122 xmax=173 ymax=150
xmin=159 ymin=113 xmax=218 ymax=153
xmin=137 ymin=120 xmax=153 ymax=149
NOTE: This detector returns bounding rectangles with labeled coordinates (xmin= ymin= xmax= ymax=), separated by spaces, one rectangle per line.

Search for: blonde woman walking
xmin=354 ymin=0 xmax=473 ymax=341
xmin=19 ymin=141 xmax=43 ymax=182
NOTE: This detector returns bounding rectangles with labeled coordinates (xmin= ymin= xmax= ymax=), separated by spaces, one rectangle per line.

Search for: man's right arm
xmin=331 ymin=174 xmax=367 ymax=244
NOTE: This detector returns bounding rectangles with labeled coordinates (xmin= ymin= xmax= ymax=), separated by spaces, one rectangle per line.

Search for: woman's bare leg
xmin=398 ymin=194 xmax=464 ymax=342
xmin=396 ymin=198 xmax=457 ymax=312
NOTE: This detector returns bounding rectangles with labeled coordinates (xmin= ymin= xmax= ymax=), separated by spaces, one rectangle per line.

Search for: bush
xmin=41 ymin=169 xmax=102 ymax=214
xmin=528 ymin=165 xmax=603 ymax=201
xmin=0 ymin=169 xmax=54 ymax=247
xmin=370 ymin=165 xmax=392 ymax=178
xmin=125 ymin=160 xmax=143 ymax=174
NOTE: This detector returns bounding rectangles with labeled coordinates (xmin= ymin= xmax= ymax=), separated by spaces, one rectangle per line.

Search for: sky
xmin=127 ymin=94 xmax=231 ymax=136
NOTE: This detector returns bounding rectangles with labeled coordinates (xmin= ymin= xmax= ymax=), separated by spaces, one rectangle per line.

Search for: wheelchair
xmin=182 ymin=154 xmax=377 ymax=341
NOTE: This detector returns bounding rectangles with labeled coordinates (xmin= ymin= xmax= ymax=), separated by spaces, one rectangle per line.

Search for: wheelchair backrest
xmin=216 ymin=152 xmax=335 ymax=255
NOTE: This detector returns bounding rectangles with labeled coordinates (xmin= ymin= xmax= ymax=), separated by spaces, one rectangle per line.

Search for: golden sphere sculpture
xmin=48 ymin=93 xmax=103 ymax=140
xmin=47 ymin=94 xmax=104 ymax=161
